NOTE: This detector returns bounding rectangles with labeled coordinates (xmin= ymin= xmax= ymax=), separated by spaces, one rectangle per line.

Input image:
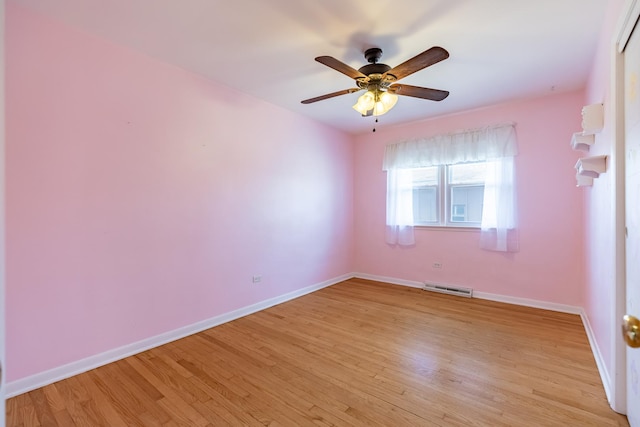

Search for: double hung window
xmin=412 ymin=162 xmax=486 ymax=227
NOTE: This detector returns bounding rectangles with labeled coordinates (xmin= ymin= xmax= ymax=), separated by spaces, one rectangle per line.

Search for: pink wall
xmin=583 ymin=0 xmax=625 ymax=402
xmin=354 ymin=91 xmax=586 ymax=305
xmin=6 ymin=4 xmax=354 ymax=382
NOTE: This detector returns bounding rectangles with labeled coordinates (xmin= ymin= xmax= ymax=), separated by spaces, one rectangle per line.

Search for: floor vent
xmin=423 ymin=282 xmax=473 ymax=298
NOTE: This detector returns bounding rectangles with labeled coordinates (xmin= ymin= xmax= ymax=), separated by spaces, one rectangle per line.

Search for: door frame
xmin=612 ymin=0 xmax=640 ymax=414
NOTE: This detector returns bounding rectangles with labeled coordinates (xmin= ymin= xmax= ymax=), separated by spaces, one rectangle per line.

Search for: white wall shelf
xmin=573 ymin=103 xmax=604 ymax=187
xmin=581 ymin=103 xmax=604 ymax=134
xmin=575 ymin=155 xmax=607 ymax=179
xmin=571 ymin=132 xmax=595 ymax=151
xmin=576 ymin=173 xmax=594 ymax=187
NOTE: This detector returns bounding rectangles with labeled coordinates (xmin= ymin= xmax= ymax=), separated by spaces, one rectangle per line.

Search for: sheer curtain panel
xmin=479 ymin=156 xmax=519 ymax=252
xmin=385 ymin=168 xmax=415 ymax=246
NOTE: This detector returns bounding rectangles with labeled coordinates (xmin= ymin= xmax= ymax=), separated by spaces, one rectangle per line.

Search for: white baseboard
xmin=352 ymin=272 xmax=424 ymax=289
xmin=6 ymin=273 xmax=352 ymax=398
xmin=352 ymin=272 xmax=612 ymax=400
xmin=579 ymin=309 xmax=613 ymax=404
xmin=353 ymin=272 xmax=583 ymax=313
xmin=472 ymin=291 xmax=582 ymax=315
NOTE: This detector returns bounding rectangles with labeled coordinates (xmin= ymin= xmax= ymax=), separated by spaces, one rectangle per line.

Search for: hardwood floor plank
xmin=53 ymin=376 xmax=97 ymax=427
xmin=39 ymin=385 xmax=66 ymax=415
xmin=27 ymin=389 xmax=57 ymax=427
xmin=73 ymin=374 xmax=129 ymax=427
xmin=123 ymin=356 xmax=212 ymax=427
xmin=7 ymin=279 xmax=629 ymax=426
xmin=49 ymin=409 xmax=75 ymax=427
xmin=189 ymin=399 xmax=240 ymax=426
xmin=8 ymin=393 xmax=39 ymax=427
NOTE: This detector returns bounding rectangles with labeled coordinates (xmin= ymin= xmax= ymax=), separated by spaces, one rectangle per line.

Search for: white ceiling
xmin=13 ymin=0 xmax=609 ymax=134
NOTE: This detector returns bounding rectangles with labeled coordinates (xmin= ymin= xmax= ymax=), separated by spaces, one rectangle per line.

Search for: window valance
xmin=382 ymin=123 xmax=517 ymax=170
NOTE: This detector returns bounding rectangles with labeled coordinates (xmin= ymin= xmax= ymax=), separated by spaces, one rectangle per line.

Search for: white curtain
xmin=479 ymin=157 xmax=518 ymax=252
xmin=383 ymin=123 xmax=518 ymax=251
xmin=385 ymin=168 xmax=415 ymax=246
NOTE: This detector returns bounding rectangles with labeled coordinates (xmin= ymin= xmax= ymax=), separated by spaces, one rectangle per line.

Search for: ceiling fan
xmin=301 ymin=46 xmax=450 ymax=117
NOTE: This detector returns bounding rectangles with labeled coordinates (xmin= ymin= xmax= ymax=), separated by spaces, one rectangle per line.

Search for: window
xmin=383 ymin=123 xmax=518 ymax=251
xmin=411 ymin=162 xmax=486 ymax=227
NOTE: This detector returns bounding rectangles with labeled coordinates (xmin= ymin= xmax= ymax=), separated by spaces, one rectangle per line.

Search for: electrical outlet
xmin=252 ymin=275 xmax=262 ymax=283
xmin=432 ymin=262 xmax=442 ymax=269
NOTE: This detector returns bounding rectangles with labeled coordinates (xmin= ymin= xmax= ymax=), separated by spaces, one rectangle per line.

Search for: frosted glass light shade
xmin=353 ymin=90 xmax=398 ymax=116
xmin=375 ymin=92 xmax=398 ymax=116
xmin=353 ymin=91 xmax=375 ymax=115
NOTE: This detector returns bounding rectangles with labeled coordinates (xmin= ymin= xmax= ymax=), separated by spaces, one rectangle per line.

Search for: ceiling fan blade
xmin=385 ymin=47 xmax=449 ymax=81
xmin=301 ymin=88 xmax=361 ymax=104
xmin=389 ymin=84 xmax=449 ymax=101
xmin=315 ymin=56 xmax=368 ymax=80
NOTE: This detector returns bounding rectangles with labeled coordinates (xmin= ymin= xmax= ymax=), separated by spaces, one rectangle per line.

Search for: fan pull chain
xmin=372 ymin=117 xmax=378 ymax=132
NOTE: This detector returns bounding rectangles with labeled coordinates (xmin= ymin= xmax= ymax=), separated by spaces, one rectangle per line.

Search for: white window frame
xmin=411 ymin=163 xmax=485 ymax=228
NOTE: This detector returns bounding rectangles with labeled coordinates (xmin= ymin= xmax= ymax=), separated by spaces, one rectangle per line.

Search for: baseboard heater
xmin=422 ymin=282 xmax=473 ymax=298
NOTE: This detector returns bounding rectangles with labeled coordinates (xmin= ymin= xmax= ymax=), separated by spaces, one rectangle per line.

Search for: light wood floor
xmin=7 ymin=278 xmax=629 ymax=426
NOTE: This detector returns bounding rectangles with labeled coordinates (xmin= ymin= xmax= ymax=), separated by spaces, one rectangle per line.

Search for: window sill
xmin=414 ymin=225 xmax=480 ymax=232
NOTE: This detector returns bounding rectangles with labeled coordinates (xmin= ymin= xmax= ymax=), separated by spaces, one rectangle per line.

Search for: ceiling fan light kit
xmin=352 ymin=89 xmax=398 ymax=116
xmin=302 ymin=46 xmax=450 ymax=119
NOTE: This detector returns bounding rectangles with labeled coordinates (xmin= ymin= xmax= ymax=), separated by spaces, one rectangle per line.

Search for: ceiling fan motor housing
xmin=358 ymin=63 xmax=391 ymax=76
xmin=359 ymin=48 xmax=394 ymax=81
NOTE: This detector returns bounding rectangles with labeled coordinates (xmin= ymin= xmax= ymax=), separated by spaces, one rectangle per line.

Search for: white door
xmin=624 ymin=6 xmax=640 ymax=426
